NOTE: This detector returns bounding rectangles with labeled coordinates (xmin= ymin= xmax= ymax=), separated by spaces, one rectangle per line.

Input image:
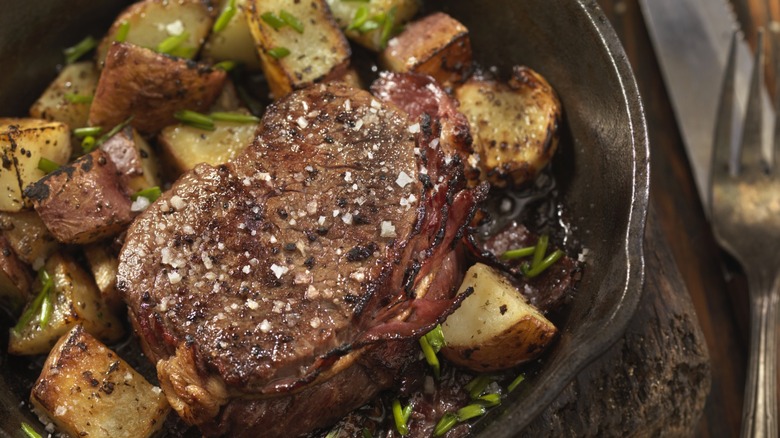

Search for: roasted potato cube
xmin=0 ymin=119 xmax=71 ymax=212
xmin=31 ymin=325 xmax=169 ymax=438
xmin=441 ymin=263 xmax=557 ymax=371
xmin=455 ymin=66 xmax=562 ymax=187
xmin=0 ymin=210 xmax=58 ymax=267
xmin=24 ymin=149 xmax=133 ymax=245
xmin=83 ymin=244 xmax=121 ymax=312
xmin=245 ymin=0 xmax=351 ymax=98
xmin=158 ymin=116 xmax=257 ymax=175
xmin=327 ymin=0 xmax=420 ymax=51
xmin=0 ymin=234 xmax=33 ymax=314
xmin=29 ymin=61 xmax=99 ymax=129
xmin=89 ymin=42 xmax=227 ymax=135
xmin=100 ymin=126 xmax=162 ymax=192
xmin=380 ymin=12 xmax=472 ymax=87
xmin=96 ymin=0 xmax=213 ymax=67
xmin=202 ymin=0 xmax=262 ymax=70
xmin=9 ymin=253 xmax=124 ymax=355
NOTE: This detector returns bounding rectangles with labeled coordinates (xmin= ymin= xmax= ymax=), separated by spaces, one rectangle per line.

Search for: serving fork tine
xmin=711 ymin=28 xmax=780 ymax=438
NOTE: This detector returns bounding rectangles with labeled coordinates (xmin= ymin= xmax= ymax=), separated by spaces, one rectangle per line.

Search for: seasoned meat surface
xmin=118 ymin=82 xmax=485 ymax=436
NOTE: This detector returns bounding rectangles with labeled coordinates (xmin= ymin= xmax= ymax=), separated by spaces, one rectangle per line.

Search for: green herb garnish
xmin=465 ymin=375 xmax=492 ymax=399
xmin=73 ymin=126 xmax=102 ymax=138
xmin=456 ymin=404 xmax=486 ymax=421
xmin=362 ymin=428 xmax=372 ymax=438
xmin=379 ymin=6 xmax=397 ymax=48
xmin=213 ymin=0 xmax=237 ymax=33
xmin=14 ymin=270 xmax=54 ymax=333
xmin=358 ymin=18 xmax=381 ymax=33
xmin=115 ymin=21 xmax=130 ymax=43
xmin=500 ymin=245 xmax=535 ymax=260
xmin=37 ymin=157 xmax=60 ymax=174
xmin=476 ymin=392 xmax=502 ymax=407
xmin=132 ymin=186 xmax=162 ymax=202
xmin=91 ymin=116 xmax=134 ymax=151
xmin=433 ymin=412 xmax=458 ymax=437
xmin=419 ymin=333 xmax=440 ymax=379
xmin=507 ymin=373 xmax=525 ymax=393
xmin=279 ymin=10 xmax=304 ymax=33
xmin=214 ymin=60 xmax=237 ymax=71
xmin=261 ymin=12 xmax=286 ymax=30
xmin=347 ymin=6 xmax=369 ymax=31
xmin=522 ymin=249 xmax=564 ymax=278
xmin=532 ymin=234 xmax=549 ymax=268
xmin=64 ymin=36 xmax=97 ymax=64
xmin=81 ymin=136 xmax=96 ymax=153
xmin=392 ymin=398 xmax=411 ymax=436
xmin=210 ymin=111 xmax=260 ymax=123
xmin=157 ymin=31 xmax=190 ymax=55
xmin=324 ymin=427 xmax=340 ymax=438
xmin=174 ymin=110 xmax=215 ymax=131
xmin=64 ymin=93 xmax=93 ymax=104
xmin=21 ymin=422 xmax=42 ymax=438
xmin=267 ymin=47 xmax=291 ymax=59
xmin=423 ymin=324 xmax=445 ymax=352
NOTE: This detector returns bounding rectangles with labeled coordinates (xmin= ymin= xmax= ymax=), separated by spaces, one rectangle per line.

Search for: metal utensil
xmin=710 ymin=29 xmax=780 ymax=438
xmin=640 ymin=0 xmax=776 ymax=211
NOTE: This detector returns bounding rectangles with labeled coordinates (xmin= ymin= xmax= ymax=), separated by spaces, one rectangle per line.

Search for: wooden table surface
xmin=555 ymin=0 xmax=775 ymax=436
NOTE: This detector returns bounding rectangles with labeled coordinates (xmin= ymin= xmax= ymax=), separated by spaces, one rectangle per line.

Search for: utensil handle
xmin=741 ymin=273 xmax=780 ymax=438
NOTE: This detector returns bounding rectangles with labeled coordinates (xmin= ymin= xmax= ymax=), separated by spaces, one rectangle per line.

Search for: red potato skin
xmin=89 ymin=42 xmax=226 ymax=135
xmin=24 ymin=149 xmax=133 ymax=245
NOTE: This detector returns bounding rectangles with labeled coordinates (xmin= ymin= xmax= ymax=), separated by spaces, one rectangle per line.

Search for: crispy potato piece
xmin=202 ymin=0 xmax=262 ymax=70
xmin=31 ymin=325 xmax=169 ymax=438
xmin=441 ymin=263 xmax=557 ymax=371
xmin=0 ymin=210 xmax=58 ymax=268
xmin=455 ymin=66 xmax=562 ymax=187
xmin=0 ymin=119 xmax=71 ymax=212
xmin=0 ymin=234 xmax=33 ymax=314
xmin=9 ymin=252 xmax=124 ymax=355
xmin=29 ymin=61 xmax=99 ymax=129
xmin=89 ymin=42 xmax=227 ymax=135
xmin=83 ymin=244 xmax=121 ymax=312
xmin=158 ymin=117 xmax=257 ymax=175
xmin=25 ymin=149 xmax=133 ymax=245
xmin=245 ymin=0 xmax=351 ymax=98
xmin=100 ymin=126 xmax=162 ymax=192
xmin=327 ymin=0 xmax=420 ymax=51
xmin=380 ymin=12 xmax=472 ymax=87
xmin=96 ymin=0 xmax=214 ymax=67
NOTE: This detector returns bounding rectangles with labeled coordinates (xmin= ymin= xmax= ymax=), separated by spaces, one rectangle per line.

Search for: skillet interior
xmin=0 ymin=0 xmax=649 ymax=435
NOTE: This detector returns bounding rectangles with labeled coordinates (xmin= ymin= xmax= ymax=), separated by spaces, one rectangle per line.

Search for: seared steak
xmin=118 ymin=82 xmax=485 ymax=436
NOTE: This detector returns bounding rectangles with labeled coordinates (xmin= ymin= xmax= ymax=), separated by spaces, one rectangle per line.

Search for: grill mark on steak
xmin=118 ymin=82 xmax=486 ymax=437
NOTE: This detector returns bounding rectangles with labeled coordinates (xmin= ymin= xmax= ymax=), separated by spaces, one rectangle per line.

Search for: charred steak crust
xmin=118 ymin=82 xmax=485 ymax=436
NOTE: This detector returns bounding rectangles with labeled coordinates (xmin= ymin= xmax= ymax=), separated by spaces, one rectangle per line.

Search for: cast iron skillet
xmin=0 ymin=0 xmax=649 ymax=436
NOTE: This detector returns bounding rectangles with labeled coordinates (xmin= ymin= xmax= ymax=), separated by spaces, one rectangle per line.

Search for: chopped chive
xmin=168 ymin=45 xmax=197 ymax=59
xmin=64 ymin=93 xmax=93 ymax=104
xmin=267 ymin=47 xmax=291 ymax=59
xmin=507 ymin=373 xmax=525 ymax=393
xmin=380 ymin=6 xmax=396 ymax=48
xmin=324 ymin=428 xmax=340 ymax=438
xmin=456 ymin=404 xmax=486 ymax=421
xmin=361 ymin=428 xmax=372 ymax=438
xmin=465 ymin=375 xmax=492 ymax=399
xmin=132 ymin=186 xmax=162 ymax=202
xmin=174 ymin=110 xmax=215 ymax=130
xmin=279 ymin=10 xmax=304 ymax=33
xmin=392 ymin=399 xmax=410 ymax=436
xmin=402 ymin=402 xmax=413 ymax=422
xmin=476 ymin=392 xmax=502 ymax=407
xmin=419 ymin=334 xmax=440 ymax=379
xmin=358 ymin=18 xmax=381 ymax=33
xmin=261 ymin=12 xmax=286 ymax=30
xmin=39 ymin=287 xmax=53 ymax=327
xmin=14 ymin=270 xmax=54 ymax=333
xmin=157 ymin=31 xmax=190 ymax=55
xmin=433 ymin=412 xmax=458 ymax=437
xmin=213 ymin=0 xmax=237 ymax=33
xmin=94 ymin=116 xmax=134 ymax=148
xmin=73 ymin=126 xmax=102 ymax=138
xmin=522 ymin=249 xmax=564 ymax=278
xmin=210 ymin=111 xmax=260 ymax=123
xmin=81 ymin=136 xmax=97 ymax=153
xmin=423 ymin=324 xmax=445 ymax=353
xmin=37 ymin=157 xmax=60 ymax=174
xmin=21 ymin=422 xmax=42 ymax=438
xmin=115 ymin=20 xmax=130 ymax=43
xmin=214 ymin=60 xmax=237 ymax=71
xmin=532 ymin=234 xmax=549 ymax=268
xmin=64 ymin=36 xmax=97 ymax=64
xmin=500 ymin=245 xmax=536 ymax=260
xmin=347 ymin=6 xmax=369 ymax=31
